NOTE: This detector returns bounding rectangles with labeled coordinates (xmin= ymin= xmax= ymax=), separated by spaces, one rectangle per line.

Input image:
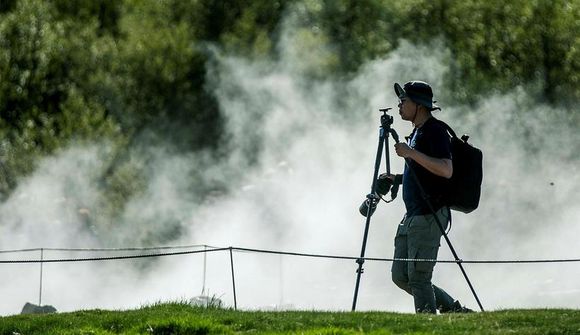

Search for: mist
xmin=0 ymin=16 xmax=579 ymax=315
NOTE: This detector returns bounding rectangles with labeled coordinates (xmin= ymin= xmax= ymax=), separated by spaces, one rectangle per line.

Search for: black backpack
xmin=437 ymin=120 xmax=483 ymax=213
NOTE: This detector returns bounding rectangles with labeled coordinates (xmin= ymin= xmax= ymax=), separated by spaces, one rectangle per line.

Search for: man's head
xmin=394 ymin=81 xmax=440 ymax=111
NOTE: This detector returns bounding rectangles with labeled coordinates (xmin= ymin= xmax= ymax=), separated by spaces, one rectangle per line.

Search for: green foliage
xmin=0 ymin=0 xmax=578 ymax=243
xmin=440 ymin=0 xmax=580 ymax=103
xmin=115 ymin=4 xmax=222 ymax=150
xmin=295 ymin=0 xmax=397 ymax=73
xmin=0 ymin=0 xmax=122 ymax=194
xmin=1 ymin=304 xmax=580 ymax=334
xmin=299 ymin=0 xmax=580 ymax=103
xmin=158 ymin=0 xmax=290 ymax=57
xmin=50 ymin=0 xmax=123 ymax=36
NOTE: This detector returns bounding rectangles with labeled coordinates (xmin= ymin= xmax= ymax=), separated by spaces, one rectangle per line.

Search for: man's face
xmin=398 ymin=97 xmax=417 ymax=121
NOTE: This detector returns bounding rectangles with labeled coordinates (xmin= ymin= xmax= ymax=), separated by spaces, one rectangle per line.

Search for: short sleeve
xmin=426 ymin=123 xmax=451 ymax=160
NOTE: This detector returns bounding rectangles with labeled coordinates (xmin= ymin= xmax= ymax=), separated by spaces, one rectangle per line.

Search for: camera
xmin=358 ymin=174 xmax=392 ymax=217
xmin=375 ymin=173 xmax=393 ymax=195
xmin=358 ymin=174 xmax=402 ymax=217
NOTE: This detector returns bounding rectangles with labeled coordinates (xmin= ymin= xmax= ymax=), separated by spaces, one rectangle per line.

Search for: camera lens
xmin=359 ymin=198 xmax=377 ymax=217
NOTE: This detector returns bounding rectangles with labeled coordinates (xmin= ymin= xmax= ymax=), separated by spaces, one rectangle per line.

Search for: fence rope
xmin=0 ymin=247 xmax=231 ymax=264
xmin=1 ymin=245 xmax=580 ymax=264
xmin=0 ymin=244 xmax=220 ymax=254
xmin=231 ymin=247 xmax=580 ymax=264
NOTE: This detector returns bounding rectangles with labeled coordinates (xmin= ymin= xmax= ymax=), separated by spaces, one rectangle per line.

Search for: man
xmin=389 ymin=81 xmax=472 ymax=314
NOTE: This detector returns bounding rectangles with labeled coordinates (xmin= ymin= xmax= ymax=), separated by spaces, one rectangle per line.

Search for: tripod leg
xmin=439 ymin=222 xmax=485 ymax=312
xmin=352 ymin=127 xmax=388 ymax=311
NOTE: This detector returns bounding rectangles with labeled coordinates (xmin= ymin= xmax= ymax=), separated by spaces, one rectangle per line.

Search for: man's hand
xmin=380 ymin=173 xmax=403 ymax=184
xmin=394 ymin=143 xmax=414 ymax=158
xmin=379 ymin=173 xmax=395 ymax=180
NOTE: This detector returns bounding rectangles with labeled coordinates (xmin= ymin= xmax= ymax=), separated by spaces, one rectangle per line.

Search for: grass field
xmin=2 ymin=303 xmax=579 ymax=334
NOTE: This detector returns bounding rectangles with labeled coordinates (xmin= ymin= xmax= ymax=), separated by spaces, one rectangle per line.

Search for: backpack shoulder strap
xmin=432 ymin=117 xmax=458 ymax=139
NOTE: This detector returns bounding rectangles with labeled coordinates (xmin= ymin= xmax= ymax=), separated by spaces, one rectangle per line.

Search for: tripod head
xmin=379 ymin=108 xmax=400 ymax=143
xmin=379 ymin=108 xmax=394 ymax=128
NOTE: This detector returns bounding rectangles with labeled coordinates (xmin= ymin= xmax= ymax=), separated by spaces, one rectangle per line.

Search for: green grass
xmin=1 ymin=303 xmax=579 ymax=334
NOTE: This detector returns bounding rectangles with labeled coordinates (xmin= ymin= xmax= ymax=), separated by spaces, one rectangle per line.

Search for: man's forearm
xmin=408 ymin=150 xmax=453 ymax=179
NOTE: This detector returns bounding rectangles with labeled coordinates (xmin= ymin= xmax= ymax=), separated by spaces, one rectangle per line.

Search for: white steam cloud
xmin=0 ymin=16 xmax=579 ymax=315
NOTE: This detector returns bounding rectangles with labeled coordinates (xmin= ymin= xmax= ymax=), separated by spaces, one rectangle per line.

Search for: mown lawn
xmin=1 ymin=303 xmax=579 ymax=334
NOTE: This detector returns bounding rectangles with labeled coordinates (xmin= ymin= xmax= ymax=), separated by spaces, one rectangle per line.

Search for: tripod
xmin=351 ymin=109 xmax=484 ymax=312
xmin=352 ymin=108 xmax=399 ymax=311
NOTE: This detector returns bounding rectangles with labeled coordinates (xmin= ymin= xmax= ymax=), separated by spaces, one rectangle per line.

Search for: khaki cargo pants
xmin=391 ymin=207 xmax=456 ymax=313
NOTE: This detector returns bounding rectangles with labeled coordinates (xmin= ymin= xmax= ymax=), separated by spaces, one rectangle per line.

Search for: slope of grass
xmin=1 ymin=303 xmax=579 ymax=334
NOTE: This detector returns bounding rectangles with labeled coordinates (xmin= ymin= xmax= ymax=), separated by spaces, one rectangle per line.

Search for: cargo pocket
xmin=412 ymin=245 xmax=439 ymax=274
